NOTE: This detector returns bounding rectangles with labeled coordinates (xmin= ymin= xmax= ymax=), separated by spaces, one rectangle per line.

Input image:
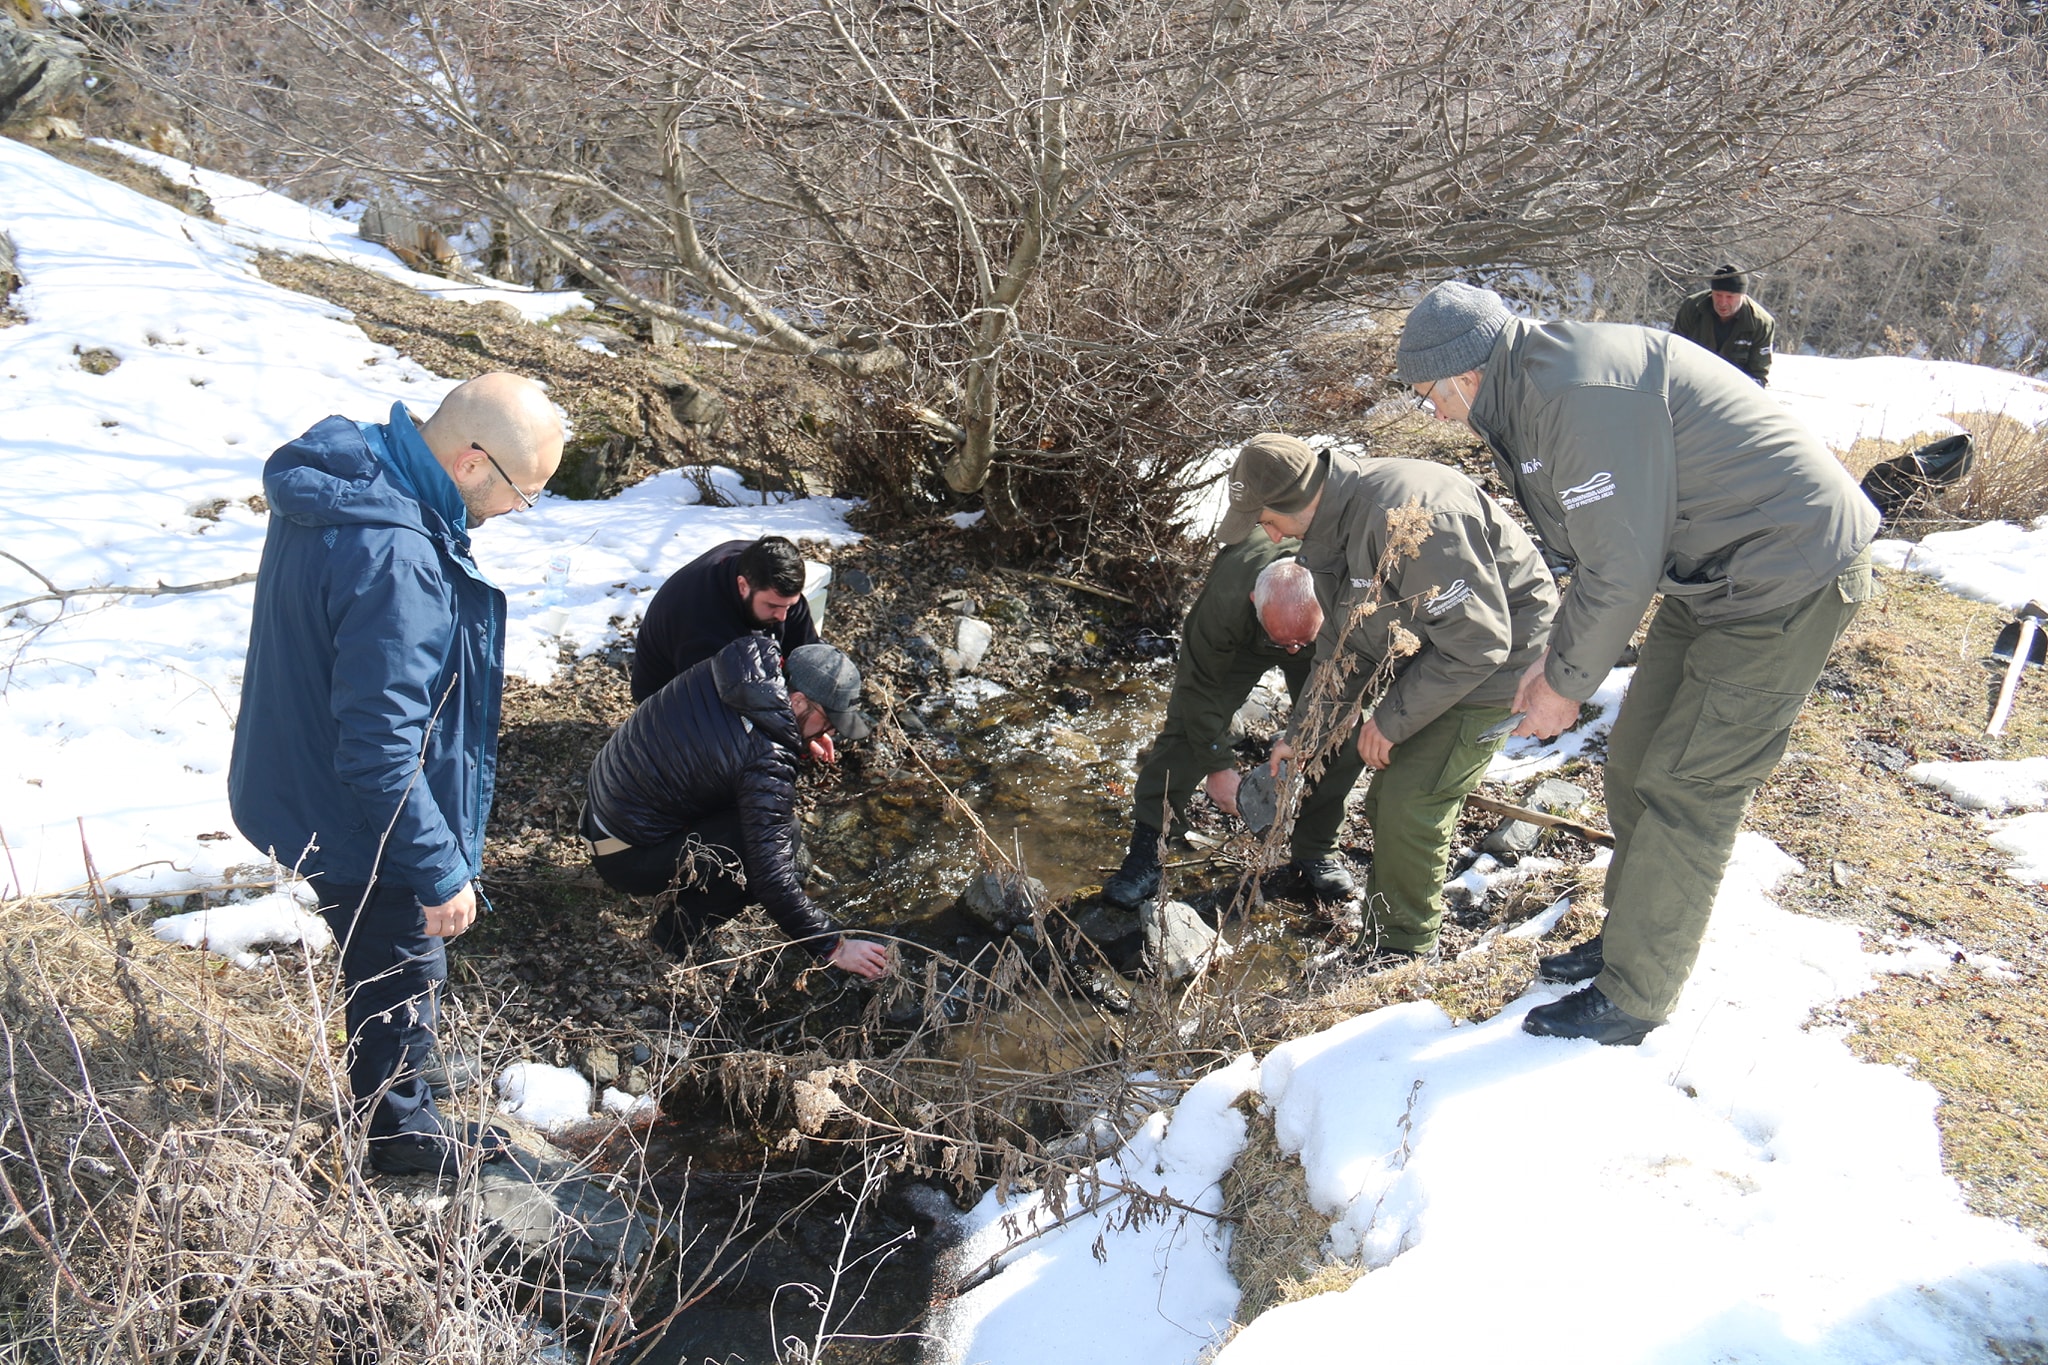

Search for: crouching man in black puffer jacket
xmin=582 ymin=635 xmax=891 ymax=978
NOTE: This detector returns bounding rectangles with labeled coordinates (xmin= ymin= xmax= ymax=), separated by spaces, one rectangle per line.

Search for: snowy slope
xmin=0 ymin=137 xmax=857 ymax=900
xmin=938 ymin=840 xmax=2048 ymax=1365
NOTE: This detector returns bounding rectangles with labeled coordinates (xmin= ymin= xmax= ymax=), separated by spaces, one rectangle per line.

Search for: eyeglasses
xmin=472 ymin=442 xmax=538 ymax=510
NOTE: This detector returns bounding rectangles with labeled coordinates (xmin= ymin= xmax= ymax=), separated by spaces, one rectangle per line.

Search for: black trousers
xmin=589 ymin=808 xmax=753 ymax=940
xmin=316 ymin=879 xmax=447 ymax=1143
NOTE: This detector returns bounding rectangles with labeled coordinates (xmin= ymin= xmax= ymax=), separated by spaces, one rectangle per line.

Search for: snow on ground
xmin=940 ymin=837 xmax=2048 ymax=1365
xmin=496 ymin=1062 xmax=594 ymax=1133
xmin=1771 ymin=352 xmax=2048 ymax=453
xmin=1906 ymin=757 xmax=2048 ymax=812
xmin=101 ymin=142 xmax=591 ymax=324
xmin=148 ymin=887 xmax=332 ymax=970
xmin=0 ymin=136 xmax=857 ymax=900
xmin=1870 ymin=519 xmax=2048 ymax=614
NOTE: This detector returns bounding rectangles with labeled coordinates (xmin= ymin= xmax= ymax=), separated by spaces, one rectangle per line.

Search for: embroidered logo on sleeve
xmin=1520 ymin=459 xmax=1543 ymax=474
xmin=1425 ymin=579 xmax=1473 ymax=616
xmin=1560 ymin=471 xmax=1618 ymax=510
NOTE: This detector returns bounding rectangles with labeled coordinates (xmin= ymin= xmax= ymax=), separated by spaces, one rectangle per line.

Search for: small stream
xmin=614 ymin=665 xmax=1332 ymax=1364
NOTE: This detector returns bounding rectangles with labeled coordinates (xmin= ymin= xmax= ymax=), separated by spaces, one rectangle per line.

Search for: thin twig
xmin=0 ymin=551 xmax=257 ymax=616
xmin=990 ymin=565 xmax=1137 ymax=606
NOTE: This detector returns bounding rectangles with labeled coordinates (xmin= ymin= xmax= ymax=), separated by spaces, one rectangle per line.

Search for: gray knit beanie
xmin=1396 ymin=281 xmax=1513 ymax=384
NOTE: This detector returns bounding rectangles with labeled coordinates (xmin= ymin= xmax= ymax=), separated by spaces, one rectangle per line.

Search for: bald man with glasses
xmin=231 ymin=372 xmax=562 ymax=1178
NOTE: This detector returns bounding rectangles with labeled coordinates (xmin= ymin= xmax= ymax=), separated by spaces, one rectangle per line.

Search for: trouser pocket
xmin=1673 ymin=681 xmax=1809 ymax=787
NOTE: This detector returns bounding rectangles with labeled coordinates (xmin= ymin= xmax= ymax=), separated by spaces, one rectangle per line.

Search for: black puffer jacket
xmin=586 ymin=636 xmax=837 ymax=948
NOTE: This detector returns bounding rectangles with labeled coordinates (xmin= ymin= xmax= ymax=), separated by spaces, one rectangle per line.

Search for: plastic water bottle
xmin=540 ymin=553 xmax=571 ymax=606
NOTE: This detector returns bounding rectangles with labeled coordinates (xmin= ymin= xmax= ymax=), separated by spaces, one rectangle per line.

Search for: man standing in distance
xmin=632 ymin=536 xmax=821 ymax=702
xmin=1671 ymin=263 xmax=1775 ymax=387
xmin=1398 ymin=281 xmax=1876 ymax=1044
xmin=231 ymin=373 xmax=563 ymax=1175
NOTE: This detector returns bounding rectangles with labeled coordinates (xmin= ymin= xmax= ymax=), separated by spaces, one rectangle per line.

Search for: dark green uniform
xmin=1288 ymin=454 xmax=1557 ymax=954
xmin=1672 ymin=291 xmax=1775 ymax=387
xmin=1131 ymin=535 xmax=1314 ymax=835
xmin=1469 ymin=316 xmax=1878 ymax=1020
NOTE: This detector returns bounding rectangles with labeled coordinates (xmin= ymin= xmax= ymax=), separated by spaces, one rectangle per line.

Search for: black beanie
xmin=1710 ymin=263 xmax=1747 ymax=294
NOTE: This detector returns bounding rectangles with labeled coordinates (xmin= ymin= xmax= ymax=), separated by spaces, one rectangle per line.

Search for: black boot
xmin=1522 ymin=985 xmax=1658 ymax=1046
xmin=1292 ymin=854 xmax=1357 ymax=901
xmin=1537 ymin=934 xmax=1604 ymax=984
xmin=1102 ymin=825 xmax=1163 ymax=909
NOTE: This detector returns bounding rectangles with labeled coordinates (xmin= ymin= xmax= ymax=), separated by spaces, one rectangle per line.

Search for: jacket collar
xmin=373 ymin=403 xmax=471 ymax=549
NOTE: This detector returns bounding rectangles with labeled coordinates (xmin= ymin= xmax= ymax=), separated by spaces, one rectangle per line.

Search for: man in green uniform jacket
xmin=1223 ymin=435 xmax=1557 ymax=960
xmin=1397 ymin=280 xmax=1878 ymax=1044
xmin=1671 ymin=263 xmax=1775 ymax=387
xmin=1103 ymin=534 xmax=1325 ymax=907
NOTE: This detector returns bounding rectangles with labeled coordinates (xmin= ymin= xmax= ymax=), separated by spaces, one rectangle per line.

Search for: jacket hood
xmin=712 ymin=636 xmax=804 ymax=751
xmin=261 ymin=415 xmax=437 ymax=539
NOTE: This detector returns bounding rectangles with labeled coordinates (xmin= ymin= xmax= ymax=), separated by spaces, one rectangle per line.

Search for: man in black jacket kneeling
xmin=582 ymin=635 xmax=891 ymax=978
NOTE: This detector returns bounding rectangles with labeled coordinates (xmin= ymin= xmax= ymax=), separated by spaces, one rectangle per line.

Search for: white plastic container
xmin=802 ymin=561 xmax=832 ymax=632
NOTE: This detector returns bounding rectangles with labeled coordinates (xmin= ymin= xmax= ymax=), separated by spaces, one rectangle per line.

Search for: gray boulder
xmin=475 ymin=1153 xmax=664 ymax=1322
xmin=955 ymin=617 xmax=994 ymax=673
xmin=956 ymin=870 xmax=1048 ymax=931
xmin=0 ymin=23 xmax=86 ymax=126
xmin=1528 ymin=778 xmax=1588 ymax=814
xmin=1142 ymin=899 xmax=1228 ymax=982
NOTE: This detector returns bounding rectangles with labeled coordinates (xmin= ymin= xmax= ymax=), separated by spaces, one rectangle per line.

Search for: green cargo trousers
xmin=1289 ymin=702 xmax=1511 ymax=952
xmin=1596 ymin=553 xmax=1874 ymax=1021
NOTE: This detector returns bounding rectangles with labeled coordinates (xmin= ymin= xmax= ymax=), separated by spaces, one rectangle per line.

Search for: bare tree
xmin=111 ymin=0 xmax=2019 ymax=528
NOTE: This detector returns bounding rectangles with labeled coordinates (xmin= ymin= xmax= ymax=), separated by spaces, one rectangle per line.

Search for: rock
xmin=1527 ymin=778 xmax=1587 ymax=813
xmin=7 ymin=114 xmax=77 ymax=141
xmin=0 ymin=24 xmax=86 ymax=124
xmin=629 ymin=1042 xmax=652 ymax=1066
xmin=581 ymin=1047 xmax=620 ymax=1087
xmin=1230 ymin=676 xmax=1290 ymax=738
xmin=119 ymin=120 xmax=193 ymax=161
xmin=1026 ymin=639 xmax=1054 ymax=657
xmin=620 ymin=1066 xmax=650 ymax=1097
xmin=956 ymin=870 xmax=1048 ymax=931
xmin=984 ymin=595 xmax=1028 ymax=624
xmin=955 ymin=618 xmax=994 ymax=673
xmin=1 ymin=231 xmax=17 ymax=304
xmin=75 ymin=345 xmax=119 ymax=375
xmin=949 ymin=597 xmax=981 ymax=617
xmin=1053 ymin=686 xmax=1094 ymax=713
xmin=550 ymin=419 xmax=636 ymax=500
xmin=1832 ymin=860 xmax=1855 ymax=888
xmin=472 ymin=300 xmax=526 ymax=326
xmin=656 ymin=371 xmax=727 ymax=431
xmin=475 ymin=1154 xmax=660 ymax=1314
xmin=1480 ymin=817 xmax=1543 ymax=855
xmin=359 ymin=202 xmax=464 ymax=275
xmin=555 ymin=316 xmax=635 ymax=350
xmin=1045 ymin=726 xmax=1100 ymax=763
xmin=1142 ymin=899 xmax=1228 ymax=982
xmin=838 ymin=567 xmax=874 ymax=595
xmin=1066 ymin=902 xmax=1145 ymax=973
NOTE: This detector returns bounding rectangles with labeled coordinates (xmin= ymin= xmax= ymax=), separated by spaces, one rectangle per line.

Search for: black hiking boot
xmin=1292 ymin=854 xmax=1357 ymax=901
xmin=368 ymin=1118 xmax=513 ymax=1179
xmin=1102 ymin=825 xmax=1163 ymax=909
xmin=1537 ymin=934 xmax=1605 ymax=984
xmin=1522 ymin=985 xmax=1658 ymax=1046
xmin=423 ymin=1043 xmax=484 ymax=1102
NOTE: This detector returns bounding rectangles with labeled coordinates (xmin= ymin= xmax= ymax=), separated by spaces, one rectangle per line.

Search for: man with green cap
xmin=1671 ymin=263 xmax=1775 ymax=387
xmin=1396 ymin=280 xmax=1877 ymax=1044
xmin=1221 ymin=433 xmax=1557 ymax=959
xmin=1103 ymin=548 xmax=1328 ymax=907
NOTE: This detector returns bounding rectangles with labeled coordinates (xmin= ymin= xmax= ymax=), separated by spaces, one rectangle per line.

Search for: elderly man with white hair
xmin=1218 ymin=434 xmax=1559 ymax=962
xmin=1103 ymin=537 xmax=1330 ymax=908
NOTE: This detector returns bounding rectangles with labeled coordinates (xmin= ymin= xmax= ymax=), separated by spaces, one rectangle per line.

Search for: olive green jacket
xmin=1294 ymin=454 xmax=1556 ymax=745
xmin=1468 ymin=316 xmax=1879 ymax=702
xmin=1671 ymin=292 xmax=1775 ymax=387
xmin=1161 ymin=533 xmax=1313 ymax=776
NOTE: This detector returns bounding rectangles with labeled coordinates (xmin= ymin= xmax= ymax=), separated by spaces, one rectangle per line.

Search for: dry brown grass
xmin=0 ymin=891 xmax=677 ymax=1361
xmin=1743 ymin=569 xmax=2048 ymax=1241
xmin=1219 ymin=1098 xmax=1366 ymax=1326
xmin=1841 ymin=408 xmax=2048 ymax=530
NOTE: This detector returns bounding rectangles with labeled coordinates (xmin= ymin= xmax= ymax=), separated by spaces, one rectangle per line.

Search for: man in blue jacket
xmin=230 ymin=372 xmax=563 ymax=1176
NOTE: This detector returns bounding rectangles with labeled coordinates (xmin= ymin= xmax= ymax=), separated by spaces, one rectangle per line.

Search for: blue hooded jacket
xmin=230 ymin=405 xmax=506 ymax=904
